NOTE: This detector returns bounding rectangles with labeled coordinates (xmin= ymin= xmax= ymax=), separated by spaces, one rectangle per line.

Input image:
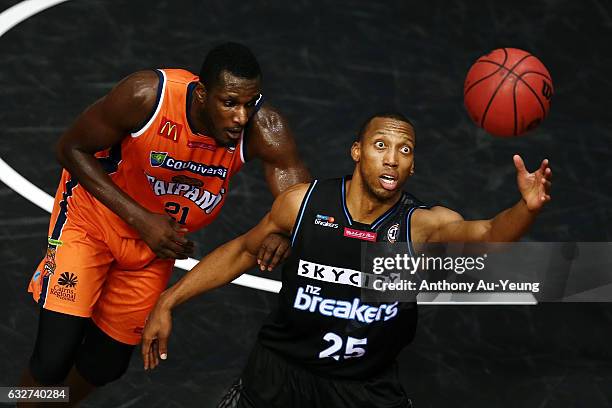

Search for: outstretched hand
xmin=513 ymin=155 xmax=552 ymax=212
xmin=141 ymin=300 xmax=173 ymax=371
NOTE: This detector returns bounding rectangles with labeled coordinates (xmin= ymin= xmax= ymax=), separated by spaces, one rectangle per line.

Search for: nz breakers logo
xmin=293 ymin=286 xmax=398 ymax=324
xmin=294 ymin=259 xmax=398 ymax=323
xmin=150 ymin=151 xmax=228 ymax=180
xmin=314 ymin=214 xmax=339 ymax=229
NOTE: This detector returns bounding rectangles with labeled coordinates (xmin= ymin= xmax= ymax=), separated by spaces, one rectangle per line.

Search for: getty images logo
xmin=314 ymin=214 xmax=339 ymax=229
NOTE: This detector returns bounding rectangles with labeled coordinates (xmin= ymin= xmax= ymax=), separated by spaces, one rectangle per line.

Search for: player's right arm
xmin=55 ymin=70 xmax=193 ymax=259
xmin=141 ymin=183 xmax=309 ymax=370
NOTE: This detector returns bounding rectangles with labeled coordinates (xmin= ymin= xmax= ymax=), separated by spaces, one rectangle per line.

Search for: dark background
xmin=1 ymin=0 xmax=611 ymax=406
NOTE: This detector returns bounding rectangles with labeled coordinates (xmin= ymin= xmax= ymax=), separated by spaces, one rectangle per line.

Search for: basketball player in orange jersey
xmin=19 ymin=42 xmax=310 ymax=406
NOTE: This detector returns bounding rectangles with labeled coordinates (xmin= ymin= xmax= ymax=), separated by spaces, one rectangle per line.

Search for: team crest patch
xmin=150 ymin=152 xmax=168 ymax=167
xmin=387 ymin=223 xmax=400 ymax=243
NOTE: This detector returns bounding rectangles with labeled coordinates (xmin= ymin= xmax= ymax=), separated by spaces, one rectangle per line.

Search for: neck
xmin=345 ymin=170 xmax=401 ymax=224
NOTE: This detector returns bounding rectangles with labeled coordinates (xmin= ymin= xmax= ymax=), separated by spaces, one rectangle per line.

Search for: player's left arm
xmin=424 ymin=155 xmax=552 ymax=243
xmin=246 ymin=104 xmax=312 ymax=270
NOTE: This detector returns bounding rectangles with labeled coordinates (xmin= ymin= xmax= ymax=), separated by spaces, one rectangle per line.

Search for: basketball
xmin=464 ymin=48 xmax=554 ymax=137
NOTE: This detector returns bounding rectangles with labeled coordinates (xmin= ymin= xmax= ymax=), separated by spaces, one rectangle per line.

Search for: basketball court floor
xmin=0 ymin=0 xmax=611 ymax=406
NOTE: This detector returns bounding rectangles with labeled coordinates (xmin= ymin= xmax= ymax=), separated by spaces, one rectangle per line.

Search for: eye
xmin=375 ymin=141 xmax=385 ymax=149
xmin=400 ymin=146 xmax=412 ymax=154
xmin=223 ymin=100 xmax=235 ymax=107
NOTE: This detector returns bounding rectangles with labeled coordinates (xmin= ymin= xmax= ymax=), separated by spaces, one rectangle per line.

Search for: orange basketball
xmin=464 ymin=48 xmax=553 ymax=137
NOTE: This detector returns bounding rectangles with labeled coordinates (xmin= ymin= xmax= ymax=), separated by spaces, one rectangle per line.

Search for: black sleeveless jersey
xmin=258 ymin=177 xmax=428 ymax=379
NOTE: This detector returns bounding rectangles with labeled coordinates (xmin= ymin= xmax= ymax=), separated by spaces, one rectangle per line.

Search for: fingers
xmin=539 ymin=158 xmax=550 ymax=174
xmin=170 ymin=218 xmax=189 ymax=234
xmin=158 ymin=335 xmax=168 ymax=362
xmin=258 ymin=234 xmax=292 ymax=271
xmin=157 ymin=240 xmax=195 ymax=259
xmin=513 ymin=154 xmax=527 ymax=175
xmin=142 ymin=336 xmax=160 ymax=370
xmin=257 ymin=243 xmax=275 ymax=271
xmin=152 ymin=338 xmax=159 ymax=368
xmin=266 ymin=245 xmax=286 ymax=271
xmin=142 ymin=337 xmax=151 ymax=370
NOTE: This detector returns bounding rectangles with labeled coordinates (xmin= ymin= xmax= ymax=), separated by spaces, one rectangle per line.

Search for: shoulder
xmin=273 ymin=182 xmax=311 ymax=210
xmin=251 ymin=104 xmax=288 ymax=132
xmin=246 ymin=103 xmax=298 ymax=161
xmin=106 ymin=70 xmax=160 ymax=108
xmin=97 ymin=70 xmax=161 ymax=129
xmin=270 ymin=182 xmax=311 ymax=225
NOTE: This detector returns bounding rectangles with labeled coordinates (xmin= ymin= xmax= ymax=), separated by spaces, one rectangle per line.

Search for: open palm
xmin=514 ymin=155 xmax=552 ymax=212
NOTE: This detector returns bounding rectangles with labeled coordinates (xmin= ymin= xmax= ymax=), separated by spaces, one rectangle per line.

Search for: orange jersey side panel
xmin=62 ymin=69 xmax=246 ymax=237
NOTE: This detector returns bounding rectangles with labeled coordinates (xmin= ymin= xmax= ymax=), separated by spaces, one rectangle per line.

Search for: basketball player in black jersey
xmin=142 ymin=112 xmax=552 ymax=407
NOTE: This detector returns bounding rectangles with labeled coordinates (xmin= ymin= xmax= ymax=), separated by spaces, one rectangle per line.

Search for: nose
xmin=233 ymin=106 xmax=248 ymax=126
xmin=383 ymin=149 xmax=399 ymax=167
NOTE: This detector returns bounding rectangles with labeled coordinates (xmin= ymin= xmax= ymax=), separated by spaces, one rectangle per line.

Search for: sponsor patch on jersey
xmin=187 ymin=140 xmax=217 ymax=151
xmin=314 ymin=214 xmax=338 ymax=229
xmin=145 ymin=173 xmax=225 ymax=214
xmin=343 ymin=227 xmax=377 ymax=242
xmin=158 ymin=117 xmax=183 ymax=142
xmin=387 ymin=223 xmax=400 ymax=243
xmin=149 ymin=151 xmax=228 ymax=180
xmin=50 ymin=272 xmax=78 ymax=303
xmin=293 ymin=286 xmax=398 ymax=323
xmin=298 ymin=259 xmax=362 ymax=287
xmin=171 ymin=175 xmax=203 ymax=188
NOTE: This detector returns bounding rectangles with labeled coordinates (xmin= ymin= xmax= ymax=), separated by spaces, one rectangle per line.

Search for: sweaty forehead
xmin=364 ymin=117 xmax=415 ymax=143
xmin=214 ymin=71 xmax=261 ymax=95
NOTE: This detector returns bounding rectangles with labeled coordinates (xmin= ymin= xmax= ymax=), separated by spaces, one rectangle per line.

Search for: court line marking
xmin=0 ymin=1 xmax=534 ymax=303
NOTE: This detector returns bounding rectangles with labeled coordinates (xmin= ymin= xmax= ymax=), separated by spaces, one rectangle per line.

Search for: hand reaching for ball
xmin=513 ymin=155 xmax=552 ymax=212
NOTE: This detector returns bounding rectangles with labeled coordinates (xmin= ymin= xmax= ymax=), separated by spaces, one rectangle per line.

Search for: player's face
xmin=353 ymin=117 xmax=415 ymax=201
xmin=201 ymin=71 xmax=262 ymax=146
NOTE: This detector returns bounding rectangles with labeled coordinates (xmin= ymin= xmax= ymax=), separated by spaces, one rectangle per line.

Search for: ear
xmin=194 ymin=82 xmax=207 ymax=103
xmin=351 ymin=141 xmax=361 ymax=163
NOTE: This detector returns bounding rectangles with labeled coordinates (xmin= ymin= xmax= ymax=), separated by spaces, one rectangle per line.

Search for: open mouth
xmin=379 ymin=174 xmax=398 ymax=191
xmin=225 ymin=128 xmax=243 ymax=140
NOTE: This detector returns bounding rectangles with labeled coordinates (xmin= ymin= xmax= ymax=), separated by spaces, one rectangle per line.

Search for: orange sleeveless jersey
xmin=56 ymin=69 xmax=247 ymax=238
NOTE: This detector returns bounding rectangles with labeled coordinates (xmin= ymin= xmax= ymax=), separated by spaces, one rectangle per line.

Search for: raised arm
xmin=141 ymin=183 xmax=309 ymax=370
xmin=419 ymin=155 xmax=552 ymax=243
xmin=56 ymin=70 xmax=193 ymax=259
